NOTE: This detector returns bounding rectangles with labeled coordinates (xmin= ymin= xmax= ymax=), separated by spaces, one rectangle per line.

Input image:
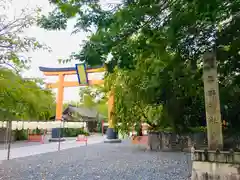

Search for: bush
xmin=96 ymin=121 xmax=103 ymax=133
xmin=14 ymin=129 xmax=28 ymax=141
xmin=84 ymin=131 xmax=90 ymax=136
xmin=31 ymin=128 xmax=44 ymax=135
xmin=63 ymin=128 xmax=89 ymax=137
xmin=189 ymin=126 xmax=207 ymax=133
xmin=147 ymin=125 xmax=173 ymax=133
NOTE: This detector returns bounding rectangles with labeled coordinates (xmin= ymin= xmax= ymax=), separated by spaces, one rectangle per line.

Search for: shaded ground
xmin=0 ymin=141 xmax=192 ymax=180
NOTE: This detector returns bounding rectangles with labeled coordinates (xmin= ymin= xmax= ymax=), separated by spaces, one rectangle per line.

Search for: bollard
xmin=191 ymin=145 xmax=195 ymax=161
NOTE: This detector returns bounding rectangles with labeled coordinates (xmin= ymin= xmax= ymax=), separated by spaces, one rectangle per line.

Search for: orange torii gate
xmin=39 ymin=65 xmax=120 ymax=142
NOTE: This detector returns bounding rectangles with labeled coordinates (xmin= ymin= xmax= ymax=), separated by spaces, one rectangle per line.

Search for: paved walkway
xmin=0 ymin=135 xmax=104 ymax=161
xmin=0 ymin=136 xmax=80 ymax=150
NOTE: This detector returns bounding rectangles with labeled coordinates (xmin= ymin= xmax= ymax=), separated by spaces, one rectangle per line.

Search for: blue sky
xmin=10 ymin=0 xmax=120 ymax=102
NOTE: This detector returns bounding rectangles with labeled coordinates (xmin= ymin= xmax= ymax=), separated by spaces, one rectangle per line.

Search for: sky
xmin=9 ymin=0 xmax=118 ymax=103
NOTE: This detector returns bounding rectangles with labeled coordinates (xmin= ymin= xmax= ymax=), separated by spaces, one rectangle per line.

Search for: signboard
xmin=75 ymin=63 xmax=88 ymax=85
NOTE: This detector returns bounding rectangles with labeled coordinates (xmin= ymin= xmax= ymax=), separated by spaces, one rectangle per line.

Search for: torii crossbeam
xmin=39 ymin=65 xmax=121 ymax=142
xmin=39 ymin=65 xmax=105 ymax=119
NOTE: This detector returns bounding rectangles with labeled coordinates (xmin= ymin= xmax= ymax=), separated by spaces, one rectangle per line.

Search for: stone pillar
xmin=202 ymin=52 xmax=223 ymax=150
xmin=148 ymin=132 xmax=162 ymax=151
xmin=161 ymin=132 xmax=172 ymax=151
xmin=190 ymin=52 xmax=235 ymax=180
xmin=104 ymin=90 xmax=121 ymax=143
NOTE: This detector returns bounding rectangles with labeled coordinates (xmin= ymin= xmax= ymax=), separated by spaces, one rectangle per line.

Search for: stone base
xmin=51 ymin=128 xmax=63 ymax=138
xmin=191 ymin=161 xmax=240 ymax=180
xmin=48 ymin=138 xmax=65 ymax=142
xmin=191 ymin=149 xmax=240 ymax=180
xmin=104 ymin=138 xmax=122 ymax=143
xmin=105 ymin=128 xmax=118 ymax=139
xmin=104 ymin=128 xmax=121 ymax=143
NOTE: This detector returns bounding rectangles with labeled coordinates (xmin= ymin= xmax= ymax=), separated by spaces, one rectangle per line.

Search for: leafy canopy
xmin=0 ymin=68 xmax=55 ymax=120
xmin=0 ymin=1 xmax=55 ymax=121
xmin=39 ymin=0 xmax=240 ymax=132
xmin=0 ymin=0 xmax=50 ymax=71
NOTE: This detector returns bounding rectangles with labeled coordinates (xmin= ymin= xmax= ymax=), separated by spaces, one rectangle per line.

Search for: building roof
xmin=65 ymin=105 xmax=98 ymax=118
xmin=50 ymin=105 xmax=106 ymax=121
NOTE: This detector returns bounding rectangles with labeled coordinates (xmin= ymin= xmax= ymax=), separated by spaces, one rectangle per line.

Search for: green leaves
xmin=0 ymin=0 xmax=50 ymax=71
xmin=78 ymin=86 xmax=108 ymax=117
xmin=37 ymin=9 xmax=68 ymax=30
xmin=0 ymin=1 xmax=55 ymax=121
xmin=38 ymin=0 xmax=240 ymax=132
xmin=0 ymin=68 xmax=55 ymax=120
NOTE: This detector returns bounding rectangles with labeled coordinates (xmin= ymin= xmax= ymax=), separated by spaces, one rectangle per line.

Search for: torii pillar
xmin=104 ymin=90 xmax=121 ymax=143
xmin=39 ymin=65 xmax=121 ymax=143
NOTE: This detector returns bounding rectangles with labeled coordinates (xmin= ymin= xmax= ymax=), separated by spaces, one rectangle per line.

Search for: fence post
xmin=7 ymin=120 xmax=12 ymax=160
xmin=58 ymin=121 xmax=63 ymax=151
xmin=102 ymin=120 xmax=104 ymax=136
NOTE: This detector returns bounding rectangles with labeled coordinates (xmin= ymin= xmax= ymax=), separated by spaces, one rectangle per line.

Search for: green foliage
xmin=79 ymin=86 xmax=108 ymax=117
xmin=0 ymin=1 xmax=55 ymax=121
xmin=39 ymin=0 xmax=240 ymax=133
xmin=63 ymin=86 xmax=108 ymax=122
xmin=189 ymin=127 xmax=207 ymax=133
xmin=0 ymin=0 xmax=49 ymax=71
xmin=63 ymin=128 xmax=89 ymax=137
xmin=14 ymin=129 xmax=28 ymax=141
xmin=0 ymin=68 xmax=56 ymax=120
xmin=31 ymin=128 xmax=43 ymax=135
xmin=37 ymin=9 xmax=68 ymax=31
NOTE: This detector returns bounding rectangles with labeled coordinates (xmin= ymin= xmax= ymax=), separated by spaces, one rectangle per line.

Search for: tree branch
xmin=0 ymin=61 xmax=20 ymax=73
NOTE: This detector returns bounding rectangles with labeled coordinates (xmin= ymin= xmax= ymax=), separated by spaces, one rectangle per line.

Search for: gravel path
xmin=0 ymin=141 xmax=192 ymax=180
xmin=0 ymin=135 xmax=103 ymax=160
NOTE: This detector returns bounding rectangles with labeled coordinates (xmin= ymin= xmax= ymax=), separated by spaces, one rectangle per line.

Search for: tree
xmin=63 ymin=86 xmax=108 ymax=118
xmin=79 ymin=86 xmax=108 ymax=117
xmin=0 ymin=1 xmax=55 ymax=121
xmin=0 ymin=68 xmax=56 ymax=120
xmin=38 ymin=0 xmax=240 ymax=133
xmin=0 ymin=0 xmax=49 ymax=71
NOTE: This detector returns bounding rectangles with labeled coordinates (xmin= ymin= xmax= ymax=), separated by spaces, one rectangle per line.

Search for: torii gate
xmin=39 ymin=65 xmax=120 ymax=142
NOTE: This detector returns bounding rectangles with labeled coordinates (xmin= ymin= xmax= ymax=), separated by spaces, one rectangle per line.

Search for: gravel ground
xmin=0 ymin=141 xmax=192 ymax=180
